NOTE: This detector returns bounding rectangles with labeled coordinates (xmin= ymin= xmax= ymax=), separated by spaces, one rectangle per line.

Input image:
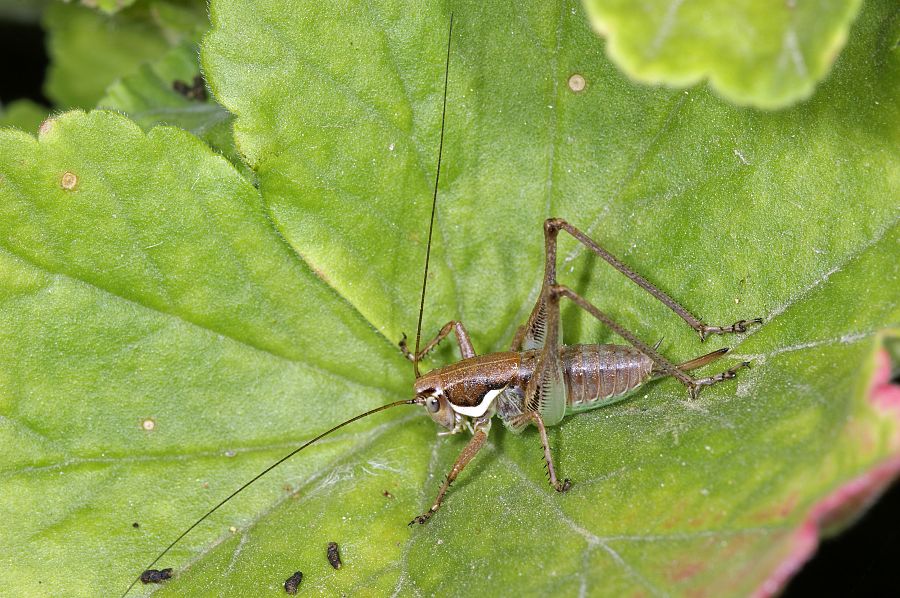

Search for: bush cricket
xmin=123 ymin=14 xmax=761 ymax=595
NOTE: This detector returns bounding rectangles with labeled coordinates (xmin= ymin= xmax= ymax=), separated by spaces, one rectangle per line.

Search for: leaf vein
xmin=0 ymin=242 xmax=398 ymax=400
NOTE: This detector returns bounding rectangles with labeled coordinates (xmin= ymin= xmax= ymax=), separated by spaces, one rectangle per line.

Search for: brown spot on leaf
xmin=568 ymin=73 xmax=586 ymax=92
xmin=60 ymin=171 xmax=78 ymax=191
xmin=669 ymin=559 xmax=705 ymax=582
xmin=38 ymin=118 xmax=54 ymax=136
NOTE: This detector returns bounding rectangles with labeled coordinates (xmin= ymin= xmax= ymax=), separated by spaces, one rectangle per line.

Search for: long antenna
xmin=413 ymin=13 xmax=454 ymax=379
xmin=122 ymin=398 xmax=418 ymax=597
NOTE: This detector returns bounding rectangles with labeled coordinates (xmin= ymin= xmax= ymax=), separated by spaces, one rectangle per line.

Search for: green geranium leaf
xmin=886 ymin=337 xmax=900 ymax=375
xmin=0 ymin=0 xmax=48 ymax=22
xmin=0 ymin=109 xmax=408 ymax=594
xmin=582 ymin=0 xmax=864 ymax=109
xmin=1 ymin=1 xmax=898 ymax=597
xmin=98 ymin=42 xmax=249 ymax=180
xmin=0 ymin=99 xmax=47 ymax=133
xmin=72 ymin=0 xmax=140 ymax=15
xmin=44 ymin=1 xmax=207 ymax=108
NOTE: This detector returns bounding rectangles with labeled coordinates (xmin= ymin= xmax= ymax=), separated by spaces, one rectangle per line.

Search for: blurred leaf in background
xmin=43 ymin=0 xmax=207 ymax=108
xmin=0 ymin=98 xmax=46 ymax=131
xmin=582 ymin=0 xmax=865 ymax=109
xmin=97 ymin=41 xmax=249 ymax=178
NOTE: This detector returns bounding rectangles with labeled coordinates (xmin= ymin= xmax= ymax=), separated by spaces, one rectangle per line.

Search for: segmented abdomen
xmin=561 ymin=344 xmax=653 ymax=409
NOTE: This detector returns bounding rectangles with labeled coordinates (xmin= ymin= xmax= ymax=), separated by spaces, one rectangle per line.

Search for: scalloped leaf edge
xmin=583 ymin=0 xmax=864 ymax=110
xmin=753 ymin=340 xmax=900 ymax=597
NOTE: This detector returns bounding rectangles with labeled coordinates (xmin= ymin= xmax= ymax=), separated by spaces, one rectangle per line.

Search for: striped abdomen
xmin=561 ymin=344 xmax=653 ymax=410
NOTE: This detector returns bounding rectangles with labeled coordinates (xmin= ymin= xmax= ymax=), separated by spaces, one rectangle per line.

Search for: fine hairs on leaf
xmin=121 ymin=13 xmax=456 ymax=597
xmin=0 ymin=1 xmax=897 ymax=597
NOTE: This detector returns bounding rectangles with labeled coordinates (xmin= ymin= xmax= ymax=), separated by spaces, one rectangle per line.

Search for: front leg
xmin=400 ymin=320 xmax=476 ymax=363
xmin=410 ymin=422 xmax=489 ymax=525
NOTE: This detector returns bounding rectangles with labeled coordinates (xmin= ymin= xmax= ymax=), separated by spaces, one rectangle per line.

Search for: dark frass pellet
xmin=284 ymin=571 xmax=303 ymax=595
xmin=327 ymin=542 xmax=342 ymax=569
xmin=140 ymin=568 xmax=173 ymax=584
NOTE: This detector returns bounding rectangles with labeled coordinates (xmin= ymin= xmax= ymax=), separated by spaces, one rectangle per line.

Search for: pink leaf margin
xmin=753 ymin=347 xmax=900 ymax=598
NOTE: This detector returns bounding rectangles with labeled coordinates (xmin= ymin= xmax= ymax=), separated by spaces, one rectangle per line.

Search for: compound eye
xmin=426 ymin=395 xmax=441 ymax=413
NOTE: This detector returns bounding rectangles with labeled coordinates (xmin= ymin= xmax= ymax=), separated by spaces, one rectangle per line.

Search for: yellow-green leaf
xmin=582 ymin=0 xmax=864 ymax=109
xmin=0 ymin=0 xmax=897 ymax=596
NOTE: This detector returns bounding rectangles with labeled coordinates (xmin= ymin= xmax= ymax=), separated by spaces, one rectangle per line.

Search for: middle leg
xmin=508 ymin=410 xmax=571 ymax=492
xmin=409 ymin=423 xmax=489 ymax=525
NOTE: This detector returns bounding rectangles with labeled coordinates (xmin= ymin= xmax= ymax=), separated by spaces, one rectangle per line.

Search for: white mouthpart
xmin=450 ymin=388 xmax=503 ymax=418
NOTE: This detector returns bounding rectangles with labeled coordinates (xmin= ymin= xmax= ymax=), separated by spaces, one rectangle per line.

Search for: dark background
xmin=0 ymin=17 xmax=49 ymax=107
xmin=2 ymin=13 xmax=899 ymax=598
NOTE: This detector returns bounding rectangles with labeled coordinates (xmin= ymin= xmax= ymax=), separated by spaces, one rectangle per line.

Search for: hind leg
xmin=542 ymin=218 xmax=762 ymax=341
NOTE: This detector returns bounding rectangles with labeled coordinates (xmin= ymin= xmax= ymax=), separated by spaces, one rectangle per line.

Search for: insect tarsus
xmin=123 ymin=13 xmax=762 ymax=593
xmin=404 ymin=217 xmax=762 ymax=524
